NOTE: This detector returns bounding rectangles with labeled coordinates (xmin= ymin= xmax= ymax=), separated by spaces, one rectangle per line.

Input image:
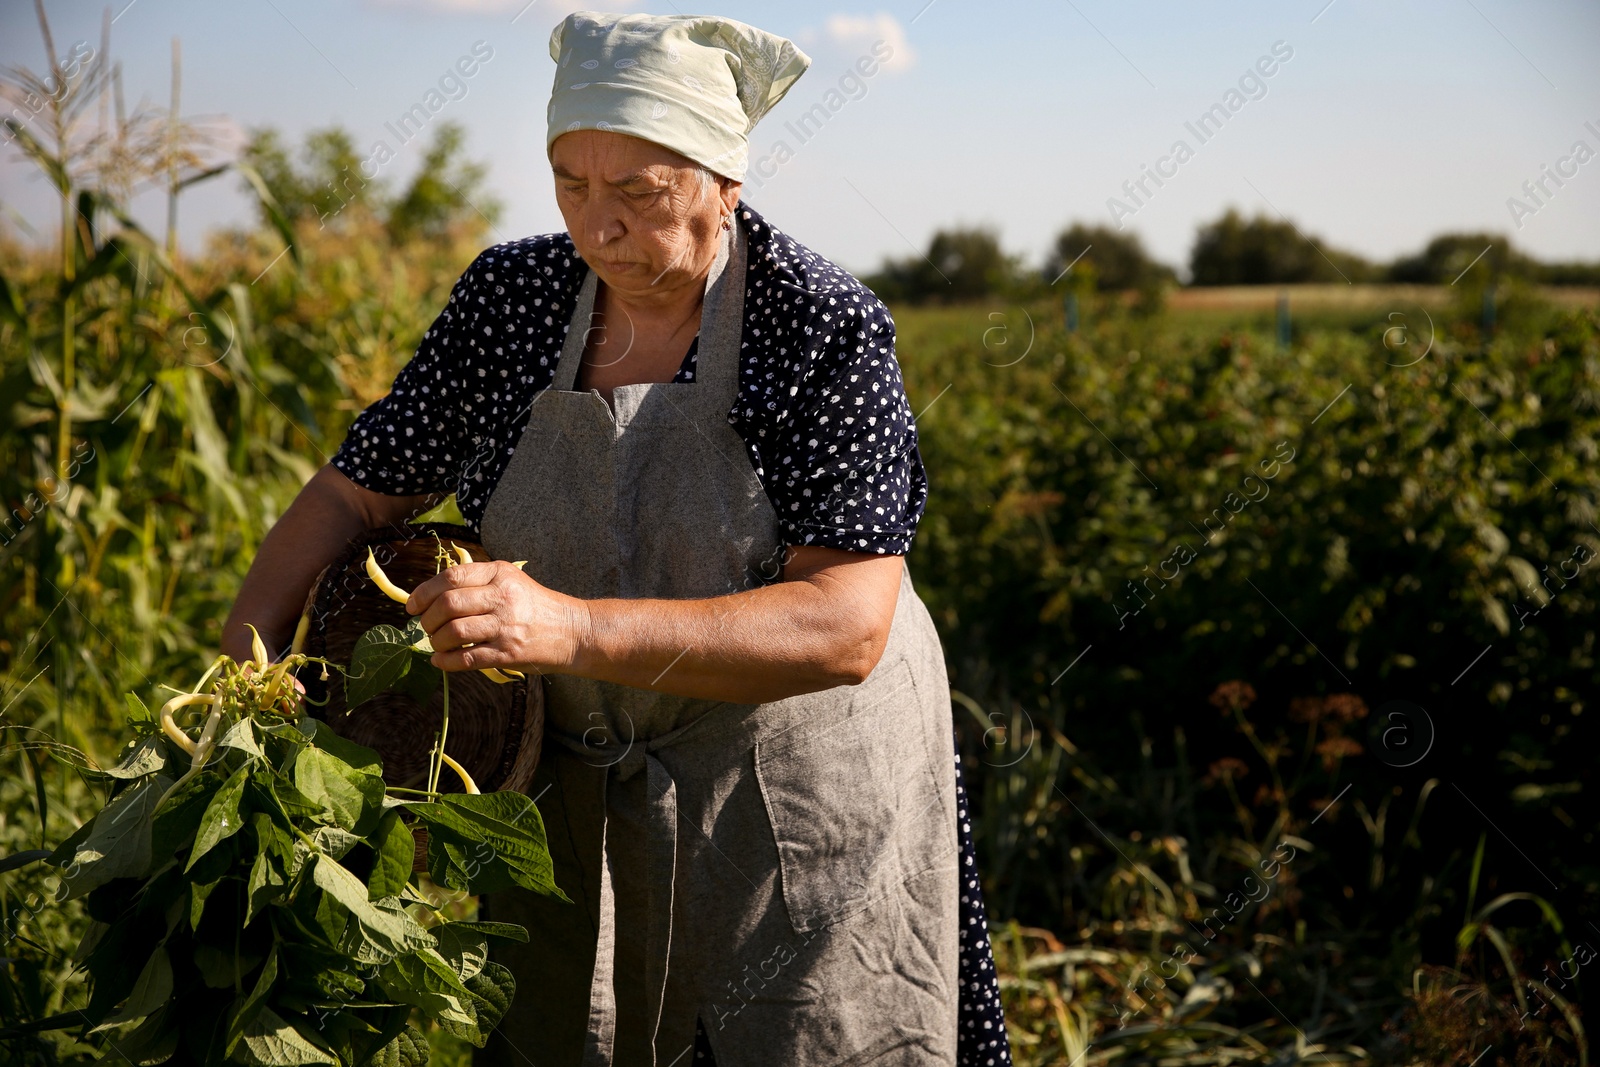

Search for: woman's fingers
xmin=427 ymin=613 xmax=500 ymax=655
xmin=418 ymin=582 xmax=502 ymax=635
xmin=406 ymin=560 xmax=500 ymax=615
xmin=405 ymin=559 xmax=577 ymax=674
xmin=431 ymin=640 xmax=513 ymax=673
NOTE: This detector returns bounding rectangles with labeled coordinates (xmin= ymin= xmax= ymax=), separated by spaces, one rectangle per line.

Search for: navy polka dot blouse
xmin=332 ymin=201 xmax=926 ymax=556
xmin=331 ymin=201 xmax=1011 ymax=1065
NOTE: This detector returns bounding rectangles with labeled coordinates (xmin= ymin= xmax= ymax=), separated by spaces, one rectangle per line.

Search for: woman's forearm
xmin=220 ymin=466 xmax=432 ymax=663
xmin=415 ymin=545 xmax=907 ymax=704
xmin=570 ymin=577 xmax=886 ymax=703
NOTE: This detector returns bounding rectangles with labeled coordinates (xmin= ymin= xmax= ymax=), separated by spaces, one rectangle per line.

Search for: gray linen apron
xmin=476 ymin=218 xmax=960 ymax=1066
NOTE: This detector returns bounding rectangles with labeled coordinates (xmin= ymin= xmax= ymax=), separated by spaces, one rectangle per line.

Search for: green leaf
xmin=237 ymin=1006 xmax=336 ymax=1066
xmin=150 ymin=771 xmax=218 ymax=859
xmin=368 ymin=811 xmax=415 ymax=901
xmin=188 ymin=763 xmax=250 ymax=872
xmin=294 ymin=747 xmax=383 ymax=831
xmin=369 ymin=1022 xmax=431 ymax=1067
xmin=116 ymin=1003 xmax=181 ymax=1065
xmin=124 ymin=691 xmax=157 ymax=726
xmin=190 ymin=870 xmax=224 ymax=930
xmin=219 ymin=717 xmax=265 ymax=758
xmin=311 ymin=825 xmax=363 ymax=860
xmin=304 ymin=719 xmax=383 ymax=775
xmin=45 ymin=816 xmax=97 ymax=868
xmin=0 ymin=849 xmax=51 ymax=875
xmin=462 ymin=960 xmax=516 ymax=1045
xmin=60 ymin=773 xmax=174 ymax=899
xmin=411 ymin=793 xmax=568 ymax=900
xmin=391 ymin=658 xmax=441 ymax=704
xmin=226 ymin=947 xmax=280 ymax=1057
xmin=246 ymin=843 xmax=285 ymax=928
xmin=194 ymin=941 xmax=260 ymax=990
xmin=104 ymin=735 xmax=168 ymax=779
xmin=261 ymin=774 xmax=324 ymax=822
xmin=439 ymin=921 xmax=529 ymax=945
xmin=400 ymin=615 xmax=433 ymax=655
xmin=411 ymin=495 xmax=465 ymax=525
xmin=346 ymin=624 xmax=419 ymax=708
xmin=432 ymin=925 xmax=489 ymax=982
xmin=379 ymin=949 xmax=476 ymax=1028
xmin=92 ymin=946 xmax=172 ymax=1029
xmin=311 ymin=854 xmax=435 ymax=963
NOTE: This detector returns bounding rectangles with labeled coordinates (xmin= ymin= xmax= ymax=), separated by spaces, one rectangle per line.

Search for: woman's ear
xmin=720 ymin=177 xmax=743 ymax=215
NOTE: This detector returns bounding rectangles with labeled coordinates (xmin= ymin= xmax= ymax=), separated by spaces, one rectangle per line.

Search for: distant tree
xmin=864 ymin=226 xmax=1012 ymax=304
xmin=241 ymin=125 xmax=386 ymax=228
xmin=1385 ymin=232 xmax=1539 ymax=285
xmin=386 ymin=121 xmax=501 ymax=242
xmin=1535 ymin=260 xmax=1600 ymax=286
xmin=1189 ymin=207 xmax=1375 ymax=285
xmin=239 ymin=121 xmax=499 ymax=242
xmin=1045 ymin=223 xmax=1175 ymax=291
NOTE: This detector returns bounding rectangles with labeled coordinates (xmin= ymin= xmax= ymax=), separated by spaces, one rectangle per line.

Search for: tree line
xmin=862 ymin=208 xmax=1600 ymax=305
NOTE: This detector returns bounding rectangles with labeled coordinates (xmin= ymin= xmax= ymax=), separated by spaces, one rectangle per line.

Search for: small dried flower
xmin=1324 ymin=694 xmax=1369 ymax=724
xmin=1288 ymin=696 xmax=1326 ymax=724
xmin=1204 ymin=757 xmax=1250 ymax=786
xmin=1209 ymin=681 xmax=1257 ymax=714
xmin=1316 ymin=736 xmax=1364 ymax=771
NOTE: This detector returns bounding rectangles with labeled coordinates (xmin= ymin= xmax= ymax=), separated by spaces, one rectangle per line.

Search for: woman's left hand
xmin=407 ymin=561 xmax=589 ymax=674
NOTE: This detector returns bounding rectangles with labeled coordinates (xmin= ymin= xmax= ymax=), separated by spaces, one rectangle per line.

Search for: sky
xmin=2 ymin=0 xmax=1598 ymax=280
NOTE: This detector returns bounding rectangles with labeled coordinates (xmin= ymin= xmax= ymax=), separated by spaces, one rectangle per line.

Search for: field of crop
xmin=2 ymin=33 xmax=1597 ymax=1061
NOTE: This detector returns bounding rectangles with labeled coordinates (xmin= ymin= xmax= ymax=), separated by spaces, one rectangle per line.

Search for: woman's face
xmin=550 ymin=130 xmax=740 ymax=305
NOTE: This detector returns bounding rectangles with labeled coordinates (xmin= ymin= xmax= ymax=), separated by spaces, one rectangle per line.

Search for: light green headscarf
xmin=547 ymin=11 xmax=810 ymax=181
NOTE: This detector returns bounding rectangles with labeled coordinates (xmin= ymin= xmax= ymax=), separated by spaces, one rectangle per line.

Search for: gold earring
xmin=721 ymin=213 xmax=732 ymax=231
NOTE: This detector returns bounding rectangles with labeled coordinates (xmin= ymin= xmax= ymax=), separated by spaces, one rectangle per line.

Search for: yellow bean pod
xmin=452 ymin=544 xmax=474 ymax=567
xmin=246 ymin=624 xmax=269 ymax=669
xmin=366 ymin=548 xmax=411 ymax=604
xmin=439 ymin=751 xmax=480 ymax=795
xmin=289 ymin=611 xmax=311 ymax=656
xmin=158 ymin=692 xmax=215 ymax=756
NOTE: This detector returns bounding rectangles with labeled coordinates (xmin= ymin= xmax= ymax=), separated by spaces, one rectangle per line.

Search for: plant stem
xmin=428 ymin=673 xmax=450 ymax=795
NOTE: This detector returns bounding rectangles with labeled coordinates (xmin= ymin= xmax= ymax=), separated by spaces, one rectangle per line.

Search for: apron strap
xmin=556 ymin=731 xmax=681 ymax=1067
xmin=551 ymin=220 xmax=747 ymax=406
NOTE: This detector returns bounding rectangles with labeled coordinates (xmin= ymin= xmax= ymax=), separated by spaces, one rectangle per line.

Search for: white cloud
xmin=817 ymin=12 xmax=915 ymax=73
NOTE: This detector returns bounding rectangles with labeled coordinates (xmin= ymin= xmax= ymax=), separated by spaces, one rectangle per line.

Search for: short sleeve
xmin=766 ymin=295 xmax=927 ymax=555
xmin=331 ymin=260 xmax=480 ymax=497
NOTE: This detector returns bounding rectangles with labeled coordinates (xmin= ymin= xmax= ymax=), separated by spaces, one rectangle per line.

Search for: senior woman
xmin=222 ymin=12 xmax=1007 ymax=1066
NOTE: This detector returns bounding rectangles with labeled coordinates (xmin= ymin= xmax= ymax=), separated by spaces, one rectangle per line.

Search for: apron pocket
xmin=753 ymin=657 xmax=949 ymax=935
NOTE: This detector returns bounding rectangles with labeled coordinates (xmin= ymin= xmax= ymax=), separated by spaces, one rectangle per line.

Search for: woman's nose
xmin=584 ymin=195 xmax=625 ymax=248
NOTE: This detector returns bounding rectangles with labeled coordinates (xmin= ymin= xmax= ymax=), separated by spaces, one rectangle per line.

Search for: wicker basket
xmin=297 ymin=523 xmax=543 ymax=802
